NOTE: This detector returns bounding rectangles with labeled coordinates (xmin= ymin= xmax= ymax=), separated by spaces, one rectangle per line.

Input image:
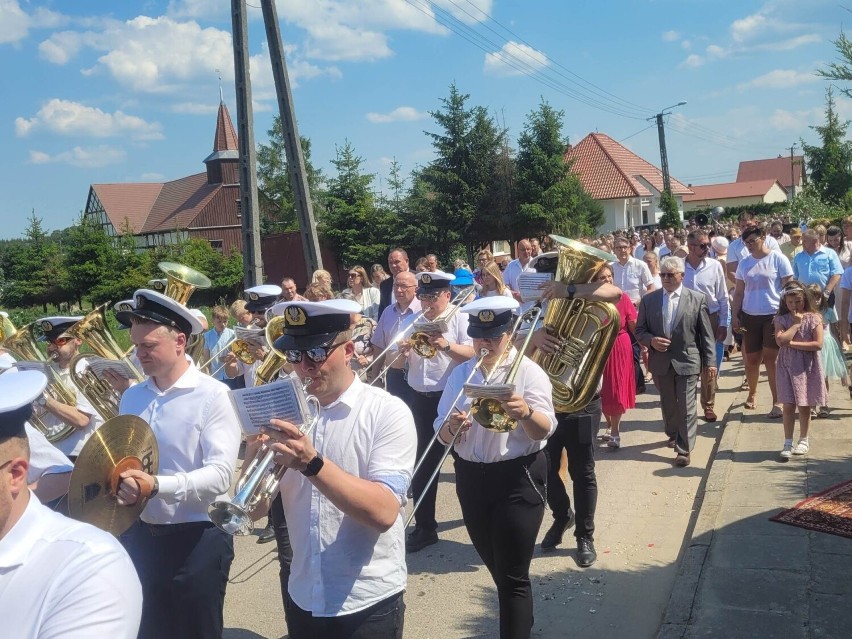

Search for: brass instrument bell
xmin=157 ymin=261 xmax=212 ymax=306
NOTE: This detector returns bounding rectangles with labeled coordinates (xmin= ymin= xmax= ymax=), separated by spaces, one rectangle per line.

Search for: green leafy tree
xmin=2 ymin=212 xmax=68 ymax=311
xmin=801 ymin=88 xmax=852 ymax=205
xmin=320 ymin=140 xmax=392 ymax=266
xmin=63 ymin=214 xmax=115 ymax=307
xmin=89 ymin=221 xmax=149 ymax=305
xmin=256 ymin=116 xmax=323 ymax=235
xmin=515 ymin=100 xmax=603 ymax=238
xmin=818 ymin=30 xmax=852 ymax=97
xmin=657 ymin=190 xmax=683 ymax=229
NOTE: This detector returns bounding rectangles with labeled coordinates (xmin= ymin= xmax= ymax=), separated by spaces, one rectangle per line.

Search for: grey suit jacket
xmin=635 ymin=287 xmax=715 ymax=376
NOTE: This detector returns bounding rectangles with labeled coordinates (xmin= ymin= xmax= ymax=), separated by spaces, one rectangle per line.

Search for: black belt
xmin=413 ymin=389 xmax=443 ymax=399
xmin=141 ymin=520 xmax=213 ymax=537
xmin=452 ymin=449 xmax=542 ymax=469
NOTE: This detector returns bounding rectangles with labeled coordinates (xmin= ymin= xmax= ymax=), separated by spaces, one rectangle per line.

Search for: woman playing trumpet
xmin=435 ymin=296 xmax=556 ymax=639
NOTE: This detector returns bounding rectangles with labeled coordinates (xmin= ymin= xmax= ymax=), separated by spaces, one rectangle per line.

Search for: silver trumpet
xmin=208 ymin=377 xmax=320 ymax=535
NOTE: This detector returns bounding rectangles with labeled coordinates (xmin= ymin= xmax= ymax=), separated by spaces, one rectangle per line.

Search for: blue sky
xmin=0 ymin=0 xmax=845 ymax=239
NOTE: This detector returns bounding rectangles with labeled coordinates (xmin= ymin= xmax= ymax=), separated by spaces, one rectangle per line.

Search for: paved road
xmin=223 ymin=362 xmax=743 ymax=639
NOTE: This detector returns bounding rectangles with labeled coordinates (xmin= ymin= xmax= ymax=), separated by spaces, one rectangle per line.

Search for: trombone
xmin=208 ymin=377 xmax=320 ymax=535
xmin=356 ymin=309 xmax=427 ymax=384
xmin=408 ymin=286 xmax=474 ymax=358
xmin=405 ymin=348 xmax=489 ymax=527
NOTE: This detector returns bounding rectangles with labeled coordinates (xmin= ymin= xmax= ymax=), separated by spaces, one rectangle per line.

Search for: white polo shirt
xmin=371 ymin=299 xmax=422 ymax=368
xmin=435 ymin=348 xmax=556 ymax=463
xmin=406 ymin=311 xmax=473 ymax=392
xmin=0 ymin=492 xmax=142 ymax=638
xmin=684 ymin=257 xmax=730 ymax=326
xmin=280 ymin=376 xmax=416 ymax=616
xmin=38 ymin=358 xmax=104 ymax=458
xmin=119 ymin=364 xmax=241 ymax=525
xmin=503 ymin=258 xmax=535 ymax=292
xmin=611 ymin=257 xmax=653 ymax=305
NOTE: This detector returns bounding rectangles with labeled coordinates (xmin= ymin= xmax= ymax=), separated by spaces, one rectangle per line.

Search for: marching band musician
xmin=113 ymin=289 xmax=241 ymax=639
xmin=369 ymin=270 xmax=421 ymax=399
xmin=402 ymin=270 xmax=475 ymax=552
xmin=35 ymin=316 xmax=104 ymax=460
xmin=528 ymin=260 xmax=623 ymax=568
xmin=260 ymin=299 xmax=416 ymax=638
xmin=435 ymin=297 xmax=556 ymax=639
xmin=0 ymin=370 xmax=142 ymax=637
xmin=223 ymin=283 xmax=282 ymax=388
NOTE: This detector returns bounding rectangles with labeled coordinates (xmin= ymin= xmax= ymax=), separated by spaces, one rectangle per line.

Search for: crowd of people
xmin=1 ymin=212 xmax=850 ymax=639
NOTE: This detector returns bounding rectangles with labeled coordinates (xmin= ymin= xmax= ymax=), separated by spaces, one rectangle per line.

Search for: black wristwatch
xmin=441 ymin=342 xmax=452 ymax=353
xmin=302 ymin=453 xmax=325 ymax=477
xmin=149 ymin=476 xmax=159 ymax=498
xmin=566 ymin=283 xmax=577 ymax=300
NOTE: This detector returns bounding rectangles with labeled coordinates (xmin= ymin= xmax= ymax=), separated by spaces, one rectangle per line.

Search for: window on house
xmin=209 ymin=239 xmax=224 ymax=253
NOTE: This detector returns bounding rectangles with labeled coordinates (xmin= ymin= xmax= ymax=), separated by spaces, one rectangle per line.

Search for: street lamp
xmin=651 ymin=101 xmax=687 ymax=193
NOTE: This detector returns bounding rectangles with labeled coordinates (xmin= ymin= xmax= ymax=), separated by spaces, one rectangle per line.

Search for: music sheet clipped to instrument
xmin=86 ymin=356 xmax=136 ymax=379
xmin=517 ymin=272 xmax=554 ymax=303
xmin=228 ymin=378 xmax=310 ymax=437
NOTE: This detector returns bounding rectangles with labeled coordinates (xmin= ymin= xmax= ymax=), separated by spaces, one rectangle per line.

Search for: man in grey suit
xmin=635 ymin=256 xmax=716 ymax=466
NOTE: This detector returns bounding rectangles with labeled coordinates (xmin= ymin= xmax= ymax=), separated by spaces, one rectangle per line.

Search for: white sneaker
xmin=780 ymin=443 xmax=793 ymax=459
xmin=607 ymin=435 xmax=621 ymax=449
xmin=792 ymin=440 xmax=809 ymax=455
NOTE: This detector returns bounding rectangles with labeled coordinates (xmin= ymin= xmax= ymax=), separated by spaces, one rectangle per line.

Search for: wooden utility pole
xmin=260 ymin=0 xmax=323 ymax=274
xmin=230 ymin=0 xmax=264 ymax=287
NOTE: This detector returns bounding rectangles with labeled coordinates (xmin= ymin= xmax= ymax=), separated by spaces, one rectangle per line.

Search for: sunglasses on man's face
xmin=689 ymin=243 xmax=710 ymax=250
xmin=48 ymin=336 xmax=73 ymax=347
xmin=285 ymin=342 xmax=344 ymax=364
xmin=660 ymin=272 xmax=680 ymax=279
xmin=417 ymin=292 xmax=440 ymax=302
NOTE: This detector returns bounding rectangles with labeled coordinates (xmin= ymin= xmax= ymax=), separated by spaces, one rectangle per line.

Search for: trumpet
xmin=405 ymin=348 xmax=489 ymax=527
xmin=408 ymin=286 xmax=474 ymax=358
xmin=208 ymin=377 xmax=320 ymax=536
xmin=470 ymin=306 xmax=543 ymax=432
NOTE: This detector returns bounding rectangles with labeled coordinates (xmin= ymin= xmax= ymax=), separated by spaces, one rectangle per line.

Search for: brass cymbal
xmin=68 ymin=415 xmax=158 ymax=536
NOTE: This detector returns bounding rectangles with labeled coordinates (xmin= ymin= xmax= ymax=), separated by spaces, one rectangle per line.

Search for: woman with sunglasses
xmin=260 ymin=299 xmax=417 ymax=639
xmin=731 ymin=226 xmax=794 ymax=416
xmin=342 ymin=265 xmax=380 ymax=320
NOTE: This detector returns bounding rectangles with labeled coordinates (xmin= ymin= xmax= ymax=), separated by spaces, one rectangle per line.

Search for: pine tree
xmin=801 ymin=88 xmax=852 ymax=205
xmin=657 ymin=191 xmax=683 ymax=229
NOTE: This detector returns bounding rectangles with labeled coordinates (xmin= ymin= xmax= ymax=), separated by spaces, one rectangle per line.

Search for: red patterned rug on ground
xmin=770 ymin=478 xmax=852 ymax=539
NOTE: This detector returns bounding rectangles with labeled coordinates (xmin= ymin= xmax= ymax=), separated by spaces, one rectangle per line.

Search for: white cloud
xmin=38 ymin=30 xmax=84 ymax=64
xmin=0 ymin=0 xmax=65 ymax=45
xmin=28 ymin=145 xmax=127 ymax=168
xmin=366 ymin=106 xmax=428 ymax=123
xmin=679 ymin=54 xmax=704 ymax=69
xmin=738 ymin=69 xmax=820 ymax=90
xmin=681 ymin=40 xmax=692 ymax=50
xmin=662 ymin=30 xmax=680 ymax=42
xmin=768 ymin=107 xmax=822 ymax=131
xmin=484 ymin=41 xmax=548 ymax=77
xmin=16 ymin=99 xmax=163 ymax=141
xmin=754 ymin=34 xmax=821 ymax=51
xmin=730 ymin=12 xmax=770 ymax=42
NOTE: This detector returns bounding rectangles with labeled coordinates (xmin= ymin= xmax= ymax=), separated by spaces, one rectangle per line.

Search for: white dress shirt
xmin=119 ymin=365 xmax=241 ymax=525
xmin=0 ymin=492 xmax=142 ymax=638
xmin=25 ymin=423 xmax=73 ymax=484
xmin=435 ymin=348 xmax=556 ymax=463
xmin=684 ymin=257 xmax=729 ymax=327
xmin=232 ymin=358 xmax=264 ymax=388
xmin=662 ymin=285 xmax=683 ymax=338
xmin=43 ymin=359 xmax=104 ymax=458
xmin=371 ymin=299 xmax=422 ymax=368
xmin=611 ymin=257 xmax=654 ymax=305
xmin=280 ymin=376 xmax=416 ymax=616
xmin=406 ymin=311 xmax=473 ymax=392
xmin=502 ymin=258 xmax=535 ymax=292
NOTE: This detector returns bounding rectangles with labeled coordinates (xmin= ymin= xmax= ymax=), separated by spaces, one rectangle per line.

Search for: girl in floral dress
xmin=773 ymin=281 xmax=825 ymax=459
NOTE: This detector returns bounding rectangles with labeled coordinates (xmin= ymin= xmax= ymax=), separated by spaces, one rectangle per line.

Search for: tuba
xmin=1 ymin=322 xmax=79 ymax=442
xmin=530 ymin=235 xmax=619 ymax=414
xmin=66 ymin=304 xmax=145 ymax=420
xmin=157 ymin=261 xmax=212 ymax=306
xmin=253 ymin=316 xmax=289 ymax=386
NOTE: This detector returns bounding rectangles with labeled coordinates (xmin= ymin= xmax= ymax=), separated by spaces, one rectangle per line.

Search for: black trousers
xmin=124 ymin=520 xmax=234 ymax=639
xmin=409 ymin=390 xmax=443 ymax=531
xmin=270 ymin=492 xmax=293 ymax=606
xmin=284 ymin=591 xmax=405 ymax=639
xmin=454 ymin=450 xmax=547 ymax=639
xmin=544 ymin=396 xmax=600 ymax=541
xmin=385 ymin=368 xmax=414 ymax=406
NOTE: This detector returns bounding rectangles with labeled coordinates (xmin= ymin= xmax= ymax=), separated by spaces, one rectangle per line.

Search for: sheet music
xmin=86 ymin=356 xmax=136 ymax=379
xmin=229 ymin=378 xmax=310 ymax=437
xmin=463 ymin=383 xmax=516 ymax=400
xmin=12 ymin=361 xmax=49 ymax=373
xmin=518 ymin=272 xmax=554 ymax=303
xmin=234 ymin=326 xmax=266 ymax=345
xmin=412 ymin=319 xmax=448 ymax=334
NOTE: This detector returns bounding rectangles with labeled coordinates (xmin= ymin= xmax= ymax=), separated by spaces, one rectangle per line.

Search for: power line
xmin=619 ymin=124 xmax=655 ymax=143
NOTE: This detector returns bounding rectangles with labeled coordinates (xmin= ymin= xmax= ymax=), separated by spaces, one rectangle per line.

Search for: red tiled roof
xmin=683 ymin=179 xmax=784 ymax=202
xmin=736 ymin=156 xmax=803 ymax=188
xmin=92 ymin=183 xmax=163 ymax=233
xmin=564 ymin=133 xmax=692 ymax=200
xmin=213 ymin=102 xmax=238 ymax=152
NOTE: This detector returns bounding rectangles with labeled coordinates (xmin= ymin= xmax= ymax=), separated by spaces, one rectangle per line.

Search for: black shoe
xmin=406 ymin=527 xmax=438 ymax=553
xmin=256 ymin=523 xmax=276 ymax=544
xmin=576 ymin=537 xmax=597 ymax=567
xmin=541 ymin=511 xmax=576 ymax=552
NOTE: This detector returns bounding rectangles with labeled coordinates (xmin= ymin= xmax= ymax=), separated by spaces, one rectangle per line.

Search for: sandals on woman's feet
xmin=740 ymin=379 xmax=749 ymax=391
xmin=768 ymin=406 xmax=783 ymax=419
xmin=744 ymin=399 xmax=756 ymax=409
xmin=644 ymin=372 xmax=653 ymax=383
